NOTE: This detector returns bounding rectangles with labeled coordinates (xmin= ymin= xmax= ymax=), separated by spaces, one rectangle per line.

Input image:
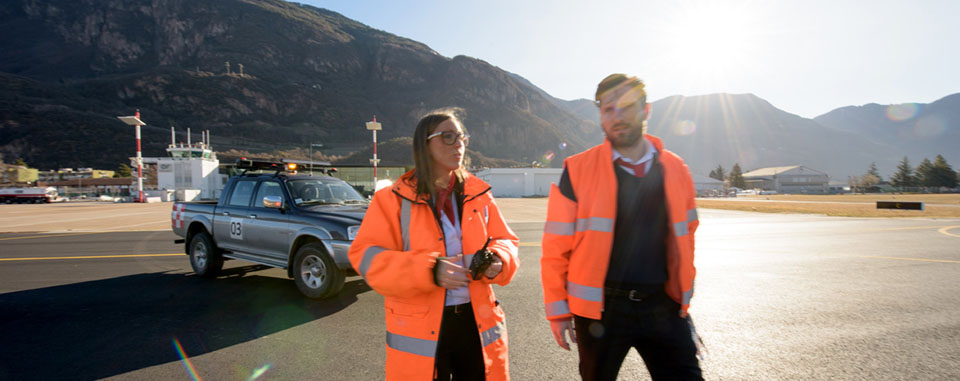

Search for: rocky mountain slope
xmin=0 ymin=0 xmax=593 ymax=169
xmin=1 ymin=0 xmax=956 ymax=181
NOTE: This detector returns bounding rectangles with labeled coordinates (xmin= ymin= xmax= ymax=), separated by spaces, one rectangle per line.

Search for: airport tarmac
xmin=2 ymin=200 xmax=959 ymax=379
xmin=0 ymin=198 xmax=548 ymax=233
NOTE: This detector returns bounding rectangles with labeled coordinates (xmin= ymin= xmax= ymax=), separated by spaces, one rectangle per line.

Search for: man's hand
xmin=435 ymin=254 xmax=470 ymax=289
xmin=484 ymin=255 xmax=503 ymax=279
xmin=550 ymin=318 xmax=577 ymax=351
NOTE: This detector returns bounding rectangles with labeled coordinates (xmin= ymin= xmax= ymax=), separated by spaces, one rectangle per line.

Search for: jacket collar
xmin=391 ymin=169 xmax=491 ymax=203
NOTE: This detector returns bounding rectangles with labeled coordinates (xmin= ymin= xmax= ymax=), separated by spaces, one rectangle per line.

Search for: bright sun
xmin=658 ymin=2 xmax=759 ymax=84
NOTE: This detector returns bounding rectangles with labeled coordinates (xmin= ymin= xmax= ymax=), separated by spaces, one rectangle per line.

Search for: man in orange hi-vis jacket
xmin=350 ymin=110 xmax=519 ymax=380
xmin=541 ymin=74 xmax=703 ymax=380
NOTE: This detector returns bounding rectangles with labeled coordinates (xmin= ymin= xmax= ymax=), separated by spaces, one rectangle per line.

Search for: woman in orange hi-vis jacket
xmin=348 ymin=109 xmax=519 ymax=381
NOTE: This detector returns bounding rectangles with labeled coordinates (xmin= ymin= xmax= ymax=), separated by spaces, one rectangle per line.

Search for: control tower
xmin=141 ymin=128 xmax=225 ymax=201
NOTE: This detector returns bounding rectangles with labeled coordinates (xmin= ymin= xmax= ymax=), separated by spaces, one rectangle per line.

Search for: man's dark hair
xmin=595 ymin=74 xmax=646 ymax=106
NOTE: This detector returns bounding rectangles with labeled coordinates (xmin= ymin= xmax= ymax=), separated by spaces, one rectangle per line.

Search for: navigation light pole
xmin=366 ymin=116 xmax=382 ymax=187
xmin=117 ymin=110 xmax=146 ymax=203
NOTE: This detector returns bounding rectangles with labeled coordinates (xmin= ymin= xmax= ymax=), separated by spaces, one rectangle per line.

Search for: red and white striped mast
xmin=134 ymin=110 xmax=143 ymax=203
xmin=117 ymin=110 xmax=146 ymax=202
xmin=366 ymin=116 xmax=382 ymax=187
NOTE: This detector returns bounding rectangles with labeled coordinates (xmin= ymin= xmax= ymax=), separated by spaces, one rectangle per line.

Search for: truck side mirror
xmin=263 ymin=195 xmax=284 ymax=209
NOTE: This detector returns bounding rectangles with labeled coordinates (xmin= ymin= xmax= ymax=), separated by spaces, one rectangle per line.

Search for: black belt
xmin=444 ymin=303 xmax=472 ymax=314
xmin=604 ymin=287 xmax=659 ymax=302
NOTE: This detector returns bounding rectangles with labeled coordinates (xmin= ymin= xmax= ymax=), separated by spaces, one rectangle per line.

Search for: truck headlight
xmin=347 ymin=225 xmax=360 ymax=241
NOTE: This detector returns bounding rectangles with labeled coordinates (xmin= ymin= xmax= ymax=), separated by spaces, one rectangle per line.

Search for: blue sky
xmin=297 ymin=0 xmax=959 ymax=118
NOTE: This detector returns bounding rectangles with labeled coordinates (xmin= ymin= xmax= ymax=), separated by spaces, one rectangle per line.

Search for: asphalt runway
xmin=1 ymin=209 xmax=958 ymax=380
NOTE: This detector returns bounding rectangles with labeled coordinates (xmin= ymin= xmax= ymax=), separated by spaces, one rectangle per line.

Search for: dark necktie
xmin=435 ymin=177 xmax=456 ymax=222
xmin=615 ymin=158 xmax=647 ymax=178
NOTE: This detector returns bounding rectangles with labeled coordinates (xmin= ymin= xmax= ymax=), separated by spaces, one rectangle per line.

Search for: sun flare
xmin=657 ymin=2 xmax=761 ymax=84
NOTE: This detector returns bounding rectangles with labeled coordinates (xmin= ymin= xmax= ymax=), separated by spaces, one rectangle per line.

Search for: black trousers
xmin=573 ymin=288 xmax=703 ymax=381
xmin=434 ymin=303 xmax=485 ymax=381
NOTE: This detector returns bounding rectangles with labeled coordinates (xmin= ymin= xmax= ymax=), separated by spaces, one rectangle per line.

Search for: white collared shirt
xmin=611 ymin=136 xmax=658 ymax=176
xmin=438 ymin=192 xmax=470 ymax=306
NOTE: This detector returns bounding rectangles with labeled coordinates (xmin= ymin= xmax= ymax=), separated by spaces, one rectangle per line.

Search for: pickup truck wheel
xmin=189 ymin=232 xmax=223 ymax=278
xmin=293 ymin=243 xmax=344 ymax=299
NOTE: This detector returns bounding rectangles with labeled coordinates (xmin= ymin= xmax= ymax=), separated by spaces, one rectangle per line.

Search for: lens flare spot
xmin=255 ymin=305 xmax=312 ymax=337
xmin=913 ymin=116 xmax=945 ymax=137
xmin=559 ymin=142 xmax=568 ymax=150
xmin=886 ymin=103 xmax=918 ymax=121
xmin=248 ymin=364 xmax=271 ymax=381
xmin=671 ymin=120 xmax=697 ymax=136
xmin=536 ymin=151 xmax=555 ymax=167
xmin=589 ymin=321 xmax=605 ymax=338
xmin=615 ymin=86 xmax=645 ymax=109
xmin=173 ymin=338 xmax=202 ymax=381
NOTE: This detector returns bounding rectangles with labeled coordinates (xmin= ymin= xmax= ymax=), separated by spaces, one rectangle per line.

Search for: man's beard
xmin=606 ymin=122 xmax=645 ymax=149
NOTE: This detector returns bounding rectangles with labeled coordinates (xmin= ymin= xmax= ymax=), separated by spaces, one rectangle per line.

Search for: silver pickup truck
xmin=172 ymin=160 xmax=367 ymax=299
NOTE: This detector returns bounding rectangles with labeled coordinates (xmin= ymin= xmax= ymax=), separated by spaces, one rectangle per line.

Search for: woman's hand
xmin=435 ymin=254 xmax=470 ymax=289
xmin=484 ymin=255 xmax=503 ymax=279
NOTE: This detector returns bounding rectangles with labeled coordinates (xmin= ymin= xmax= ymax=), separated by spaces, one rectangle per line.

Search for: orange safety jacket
xmin=541 ymin=135 xmax=698 ymax=321
xmin=349 ymin=170 xmax=520 ymax=381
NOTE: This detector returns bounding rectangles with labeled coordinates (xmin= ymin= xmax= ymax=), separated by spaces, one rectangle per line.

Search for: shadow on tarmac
xmin=0 ymin=265 xmax=372 ymax=380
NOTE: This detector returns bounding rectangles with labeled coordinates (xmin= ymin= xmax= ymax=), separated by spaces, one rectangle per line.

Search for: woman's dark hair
xmin=411 ymin=108 xmax=470 ymax=197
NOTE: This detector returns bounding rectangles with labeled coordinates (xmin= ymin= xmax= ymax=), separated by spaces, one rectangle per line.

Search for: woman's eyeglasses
xmin=427 ymin=131 xmax=470 ymax=146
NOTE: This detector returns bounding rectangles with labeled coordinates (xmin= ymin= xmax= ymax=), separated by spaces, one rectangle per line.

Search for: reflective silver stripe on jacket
xmin=567 ymin=280 xmax=603 ymax=302
xmin=575 ymin=217 xmax=614 ymax=233
xmin=545 ymin=217 xmax=614 ymax=236
xmin=359 ymin=246 xmax=387 ymax=278
xmin=673 ymin=208 xmax=698 ymax=237
xmin=544 ymin=221 xmax=575 ymax=236
xmin=481 ymin=321 xmax=506 ymax=347
xmin=545 ymin=300 xmax=570 ymax=317
xmin=386 ymin=331 xmax=437 ymax=358
xmin=683 ymin=288 xmax=694 ymax=305
xmin=400 ymin=199 xmax=411 ymax=251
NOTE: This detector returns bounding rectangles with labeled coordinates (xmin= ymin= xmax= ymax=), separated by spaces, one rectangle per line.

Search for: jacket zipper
xmin=394 ymin=186 xmax=492 ymax=361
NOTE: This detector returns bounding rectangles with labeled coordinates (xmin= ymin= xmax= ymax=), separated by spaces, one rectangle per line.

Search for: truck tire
xmin=189 ymin=232 xmax=223 ymax=278
xmin=293 ymin=243 xmax=345 ymax=299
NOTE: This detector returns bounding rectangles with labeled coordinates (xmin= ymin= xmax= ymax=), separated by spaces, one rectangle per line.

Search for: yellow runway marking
xmin=0 ymin=253 xmax=182 ymax=261
xmin=867 ymin=225 xmax=952 ymax=232
xmin=518 ymin=242 xmax=541 ymax=247
xmin=855 ymin=225 xmax=960 ymax=239
xmin=863 ymin=256 xmax=960 ymax=264
xmin=938 ymin=225 xmax=960 ymax=238
xmin=0 ymin=232 xmax=108 ymax=241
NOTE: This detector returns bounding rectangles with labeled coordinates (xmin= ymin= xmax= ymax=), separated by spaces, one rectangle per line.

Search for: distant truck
xmin=171 ymin=159 xmax=367 ymax=299
xmin=0 ymin=187 xmax=59 ymax=204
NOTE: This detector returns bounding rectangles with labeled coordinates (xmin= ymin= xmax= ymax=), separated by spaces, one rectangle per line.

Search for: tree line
xmin=708 ymin=163 xmax=747 ymax=189
xmin=851 ymin=155 xmax=959 ymax=192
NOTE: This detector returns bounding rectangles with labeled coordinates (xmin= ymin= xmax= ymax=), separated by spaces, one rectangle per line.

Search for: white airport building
xmin=140 ymin=128 xmax=226 ymax=201
xmin=692 ymin=173 xmax=724 ymax=196
xmin=474 ymin=168 xmax=562 ymax=197
xmin=743 ymin=165 xmax=829 ymax=194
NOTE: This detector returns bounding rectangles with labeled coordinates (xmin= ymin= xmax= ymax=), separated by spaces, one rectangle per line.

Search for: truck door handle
xmin=222 ymin=212 xmax=230 ymax=216
xmin=248 ymin=214 xmax=257 ymax=219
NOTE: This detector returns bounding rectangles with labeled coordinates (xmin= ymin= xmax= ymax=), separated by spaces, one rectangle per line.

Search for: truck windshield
xmin=287 ymin=179 xmax=366 ymax=206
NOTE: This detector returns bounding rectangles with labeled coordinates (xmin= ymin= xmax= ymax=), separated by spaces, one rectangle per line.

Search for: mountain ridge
xmin=0 ymin=0 xmax=595 ymax=169
xmin=0 ymin=0 xmax=956 ymax=181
